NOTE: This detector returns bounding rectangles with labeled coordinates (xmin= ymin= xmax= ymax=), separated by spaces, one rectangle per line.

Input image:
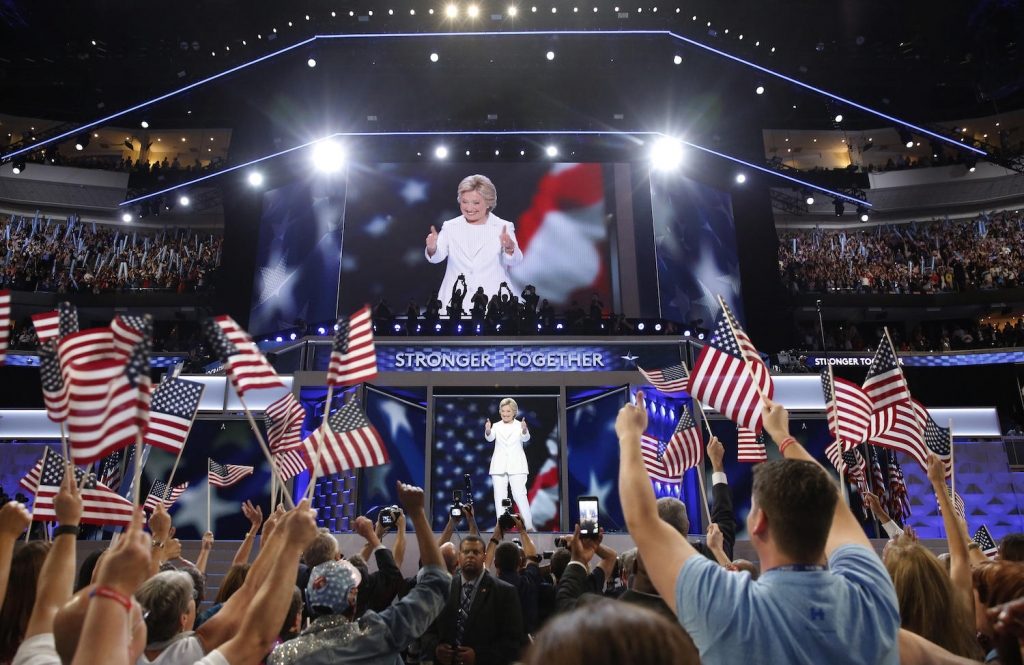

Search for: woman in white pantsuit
xmin=425 ymin=175 xmax=524 ymax=306
xmin=485 ymin=397 xmax=534 ymax=530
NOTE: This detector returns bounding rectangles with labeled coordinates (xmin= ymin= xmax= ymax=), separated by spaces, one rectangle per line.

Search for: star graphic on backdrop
xmin=171 ymin=479 xmax=239 ymax=536
xmin=571 ymin=403 xmax=597 ymax=426
xmin=620 ymin=351 xmax=639 ymax=366
xmin=364 ymin=215 xmax=394 ymax=238
xmin=257 ymin=256 xmax=298 ymax=306
xmin=364 ymin=464 xmax=393 ymax=501
xmin=715 ymin=272 xmax=741 ymax=295
xmin=587 ymin=470 xmax=614 ymax=508
xmin=379 ymin=400 xmax=413 ymax=441
xmin=402 ymin=247 xmax=425 ymax=267
xmin=400 ymin=179 xmax=429 ymax=205
xmin=690 ymin=277 xmax=719 ymax=320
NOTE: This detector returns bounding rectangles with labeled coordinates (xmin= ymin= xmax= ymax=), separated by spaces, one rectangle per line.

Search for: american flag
xmin=57 ymin=327 xmax=117 ymax=378
xmin=202 ymin=316 xmax=284 ymax=395
xmin=821 ymin=367 xmax=873 ymax=449
xmin=39 ymin=341 xmax=69 ymax=422
xmin=33 ymin=449 xmax=134 ymax=526
xmin=940 ymin=487 xmax=966 ymax=521
xmin=640 ymin=433 xmax=679 ymax=485
xmin=209 ymin=460 xmax=254 ymax=488
xmin=737 ymin=426 xmax=768 ymax=462
xmin=274 ymin=449 xmax=307 ymax=482
xmin=143 ymin=377 xmax=204 ymax=454
xmin=870 ymin=447 xmax=889 ymax=516
xmin=300 ymin=400 xmax=388 ymax=476
xmin=97 ymin=449 xmax=124 ymax=493
xmin=664 ymin=403 xmax=704 ymax=475
xmin=0 ymin=290 xmax=9 ymax=365
xmin=862 ymin=335 xmax=911 ymax=411
xmin=973 ymin=525 xmax=999 ymax=558
xmin=637 ymin=363 xmax=690 ymax=394
xmin=57 ymin=302 xmax=79 ymax=338
xmin=870 ymin=400 xmax=951 ymax=479
xmin=111 ymin=314 xmax=152 ymax=360
xmin=327 ymin=305 xmax=378 ymax=387
xmin=265 ymin=393 xmax=306 ymax=454
xmin=18 ymin=455 xmax=46 ymax=494
xmin=31 ymin=311 xmax=60 ymax=344
xmin=65 ymin=335 xmax=151 ymax=464
xmin=688 ymin=301 xmax=774 ymax=434
xmin=143 ymin=480 xmax=189 ymax=512
xmin=887 ymin=451 xmax=911 ymax=524
xmin=825 ymin=440 xmax=869 ymax=494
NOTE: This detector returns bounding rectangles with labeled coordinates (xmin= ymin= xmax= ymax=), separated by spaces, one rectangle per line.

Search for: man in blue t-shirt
xmin=615 ymin=392 xmax=901 ymax=665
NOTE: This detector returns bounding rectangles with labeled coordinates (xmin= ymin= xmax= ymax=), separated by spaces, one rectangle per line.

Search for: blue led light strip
xmin=6 ymin=29 xmax=982 ymax=162
xmin=119 ymin=130 xmax=872 ymax=207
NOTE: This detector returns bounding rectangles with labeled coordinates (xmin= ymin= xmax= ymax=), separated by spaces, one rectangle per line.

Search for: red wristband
xmin=779 ymin=437 xmax=797 ymax=455
xmin=90 ymin=586 xmax=132 ymax=612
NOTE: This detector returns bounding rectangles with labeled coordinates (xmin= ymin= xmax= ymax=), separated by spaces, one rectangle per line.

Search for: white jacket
xmin=425 ymin=214 xmax=524 ymax=306
xmin=486 ymin=419 xmax=530 ymax=475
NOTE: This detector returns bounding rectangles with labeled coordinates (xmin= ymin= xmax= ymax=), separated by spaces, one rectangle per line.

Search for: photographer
xmin=553 ymin=528 xmax=619 ymax=615
xmin=439 ymin=502 xmax=480 ymax=547
xmin=351 ymin=512 xmax=404 ymax=617
xmin=489 ymin=515 xmax=545 ymax=636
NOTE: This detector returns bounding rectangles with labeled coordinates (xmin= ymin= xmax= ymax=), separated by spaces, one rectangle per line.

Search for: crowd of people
xmin=792 ymin=317 xmax=1024 ymax=354
xmin=0 ymin=213 xmax=222 ymax=295
xmin=778 ymin=212 xmax=1024 ymax=295
xmin=23 ymin=149 xmax=222 ymax=178
xmin=1 ymin=397 xmax=1023 ymax=664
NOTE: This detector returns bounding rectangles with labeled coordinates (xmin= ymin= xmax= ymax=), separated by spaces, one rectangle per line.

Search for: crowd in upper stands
xmin=24 ymin=149 xmax=223 ymax=177
xmin=1 ymin=397 xmax=1023 ymax=665
xmin=793 ymin=317 xmax=1024 ymax=354
xmin=778 ymin=211 xmax=1024 ymax=295
xmin=0 ymin=213 xmax=222 ymax=296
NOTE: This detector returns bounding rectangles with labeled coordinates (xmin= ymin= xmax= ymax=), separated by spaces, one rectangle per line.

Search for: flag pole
xmin=270 ymin=461 xmax=277 ymax=513
xmin=58 ymin=421 xmax=70 ymax=466
xmin=236 ymin=394 xmax=295 ymax=510
xmin=949 ymin=418 xmax=955 ymax=495
xmin=207 ymin=459 xmax=211 ymax=535
xmin=131 ymin=429 xmax=145 ymax=508
xmin=163 ymin=384 xmax=205 ymax=502
xmin=305 ymin=384 xmax=335 ymax=502
xmin=883 ymin=326 xmax=925 ymax=440
xmin=825 ymin=366 xmax=851 ymax=506
xmin=690 ymin=399 xmax=714 ymax=530
xmin=716 ymin=295 xmax=769 ymax=405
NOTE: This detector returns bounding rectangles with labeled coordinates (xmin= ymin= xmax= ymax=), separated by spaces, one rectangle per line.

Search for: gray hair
xmin=618 ymin=547 xmax=638 ymax=578
xmin=135 ymin=570 xmax=194 ymax=643
xmin=656 ymin=497 xmax=689 ymax=536
xmin=457 ymin=174 xmax=497 ymax=210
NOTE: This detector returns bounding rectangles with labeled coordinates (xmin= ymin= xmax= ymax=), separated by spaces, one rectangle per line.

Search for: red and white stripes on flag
xmin=687 ymin=301 xmax=773 ymax=434
xmin=870 ymin=448 xmax=889 ymax=516
xmin=940 ymin=487 xmax=966 ymax=520
xmin=31 ymin=311 xmax=60 ymax=344
xmin=143 ymin=480 xmax=189 ymax=512
xmin=57 ymin=328 xmax=117 ymax=377
xmin=640 ymin=433 xmax=679 ymax=485
xmin=0 ymin=290 xmax=9 ymax=365
xmin=32 ymin=449 xmax=134 ymax=527
xmin=39 ymin=341 xmax=70 ymax=422
xmin=870 ymin=399 xmax=952 ymax=479
xmin=203 ymin=316 xmax=285 ymax=395
xmin=664 ymin=404 xmax=704 ymax=476
xmin=821 ymin=367 xmax=874 ymax=449
xmin=973 ymin=525 xmax=999 ymax=559
xmin=825 ymin=440 xmax=868 ymax=492
xmin=637 ymin=363 xmax=690 ymax=394
xmin=274 ymin=449 xmax=307 ymax=482
xmin=887 ymin=451 xmax=912 ymax=524
xmin=143 ymin=377 xmax=205 ymax=454
xmin=737 ymin=427 xmax=768 ymax=462
xmin=862 ymin=335 xmax=911 ymax=411
xmin=18 ymin=455 xmax=45 ymax=494
xmin=266 ymin=393 xmax=307 ymax=454
xmin=300 ymin=400 xmax=388 ymax=476
xmin=110 ymin=315 xmax=152 ymax=360
xmin=209 ymin=460 xmax=254 ymax=488
xmin=327 ymin=305 xmax=378 ymax=387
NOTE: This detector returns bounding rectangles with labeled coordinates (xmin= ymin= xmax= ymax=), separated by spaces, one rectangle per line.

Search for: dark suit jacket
xmin=691 ymin=481 xmax=736 ymax=562
xmin=355 ymin=547 xmax=404 ymax=617
xmin=421 ymin=571 xmax=525 ymax=665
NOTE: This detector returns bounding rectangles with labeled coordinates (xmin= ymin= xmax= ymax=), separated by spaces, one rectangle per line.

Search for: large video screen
xmin=339 ymin=163 xmax=615 ymax=315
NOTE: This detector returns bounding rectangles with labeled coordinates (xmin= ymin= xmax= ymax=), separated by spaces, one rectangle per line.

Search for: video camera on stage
xmin=451 ymin=490 xmax=464 ymax=518
xmin=498 ymin=495 xmax=518 ymax=532
xmin=463 ymin=473 xmax=473 ymax=505
xmin=379 ymin=505 xmax=400 ymax=526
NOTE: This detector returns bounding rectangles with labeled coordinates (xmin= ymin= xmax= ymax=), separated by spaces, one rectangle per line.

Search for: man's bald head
xmin=440 ymin=542 xmax=459 ymax=574
xmin=53 ymin=586 xmax=147 ymax=665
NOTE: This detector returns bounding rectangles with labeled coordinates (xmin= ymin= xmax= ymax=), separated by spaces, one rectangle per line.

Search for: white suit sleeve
xmin=881 ymin=520 xmax=904 ymax=538
xmin=426 ymin=222 xmax=450 ymax=263
xmin=520 ymin=425 xmax=530 ymax=443
xmin=485 ymin=426 xmax=496 ymax=442
xmin=500 ymin=222 xmax=524 ymax=267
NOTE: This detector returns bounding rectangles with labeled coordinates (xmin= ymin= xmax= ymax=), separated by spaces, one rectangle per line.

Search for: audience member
xmin=491 ymin=515 xmax=544 ymax=636
xmin=1002 ymin=534 xmax=1024 ymax=563
xmin=973 ymin=562 xmax=1024 ymax=661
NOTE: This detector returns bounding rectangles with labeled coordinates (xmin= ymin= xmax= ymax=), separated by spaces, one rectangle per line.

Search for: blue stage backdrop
xmin=565 ymin=387 xmax=630 ymax=532
xmin=360 ymin=386 xmax=428 ymax=525
xmin=340 ymin=163 xmax=616 ymax=314
xmin=144 ymin=419 xmax=272 ymax=541
xmin=430 ymin=394 xmax=561 ymax=531
xmin=650 ymin=169 xmax=744 ymax=327
xmin=249 ymin=178 xmax=347 ymax=336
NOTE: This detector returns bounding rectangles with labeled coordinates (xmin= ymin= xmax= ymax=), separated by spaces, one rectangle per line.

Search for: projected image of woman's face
xmin=460 ymin=189 xmax=488 ymax=223
xmin=500 ymin=404 xmax=516 ymax=423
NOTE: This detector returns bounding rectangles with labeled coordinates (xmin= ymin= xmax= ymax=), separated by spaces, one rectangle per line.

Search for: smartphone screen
xmin=578 ymin=496 xmax=600 ymax=538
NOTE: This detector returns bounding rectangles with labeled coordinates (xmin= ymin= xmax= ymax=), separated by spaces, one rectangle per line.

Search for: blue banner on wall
xmin=803 ymin=350 xmax=1024 ymax=368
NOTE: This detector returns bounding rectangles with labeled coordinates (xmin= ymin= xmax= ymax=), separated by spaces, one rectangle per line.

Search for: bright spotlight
xmin=555 ymin=322 xmax=564 ymax=330
xmin=735 ymin=173 xmax=746 ymax=183
xmin=654 ymin=323 xmax=662 ymax=331
xmin=435 ymin=146 xmax=448 ymax=159
xmin=861 ymin=213 xmax=869 ymax=222
xmin=546 ymin=50 xmax=555 ymax=60
xmin=834 ymin=114 xmax=843 ymax=123
xmin=673 ymin=54 xmax=682 ymax=65
xmin=857 ymin=206 xmax=869 ymax=222
xmin=755 ymin=85 xmax=765 ymax=95
xmin=637 ymin=322 xmax=646 ymax=331
xmin=248 ymin=172 xmax=264 ymax=186
xmin=121 ymin=212 xmax=133 ymax=222
xmin=317 ymin=327 xmax=327 ymax=335
xmin=430 ymin=52 xmax=439 ymax=62
xmin=545 ymin=145 xmax=557 ymax=157
xmin=290 ymin=332 xmax=297 ymax=340
xmin=435 ymin=323 xmax=443 ymax=331
xmin=275 ymin=336 xmax=283 ymax=343
xmin=508 ymin=5 xmax=517 ymax=14
xmin=312 ymin=139 xmax=345 ymax=173
xmin=684 ymin=330 xmax=691 ymax=337
xmin=140 ymin=120 xmax=150 ymax=129
xmin=468 ymin=5 xmax=479 ymax=16
xmin=651 ymin=137 xmax=684 ymax=170
xmin=179 ymin=195 xmax=190 ymax=206
xmin=394 ymin=323 xmax=402 ymax=332
xmin=446 ymin=4 xmax=457 ymax=16
xmin=307 ymin=58 xmax=317 ymax=67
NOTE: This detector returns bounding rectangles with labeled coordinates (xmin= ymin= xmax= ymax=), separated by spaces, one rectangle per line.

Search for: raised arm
xmin=513 ymin=515 xmax=537 ymax=560
xmin=865 ymin=492 xmax=904 ymax=539
xmin=394 ymin=509 xmax=407 ymax=569
xmin=25 ymin=467 xmax=82 ymax=639
xmin=928 ymin=454 xmax=974 ymax=615
xmin=355 ymin=515 xmax=384 ymax=562
xmin=706 ymin=524 xmax=732 ymax=566
xmin=706 ymin=436 xmax=737 ymax=559
xmin=195 ymin=531 xmax=214 ymax=574
xmin=760 ymin=399 xmax=872 ymax=556
xmin=485 ymin=521 xmax=503 ymax=571
xmin=617 ymin=391 xmax=698 ymax=613
xmin=438 ymin=513 xmax=456 ymax=546
xmin=465 ymin=503 xmax=480 ymax=536
xmin=0 ymin=501 xmax=32 ymax=607
xmin=232 ymin=500 xmax=263 ymax=565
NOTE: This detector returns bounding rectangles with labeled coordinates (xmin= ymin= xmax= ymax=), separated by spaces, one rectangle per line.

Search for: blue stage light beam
xmin=5 ymin=31 xmax=981 ymax=161
xmin=119 ymin=129 xmax=873 ymax=207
